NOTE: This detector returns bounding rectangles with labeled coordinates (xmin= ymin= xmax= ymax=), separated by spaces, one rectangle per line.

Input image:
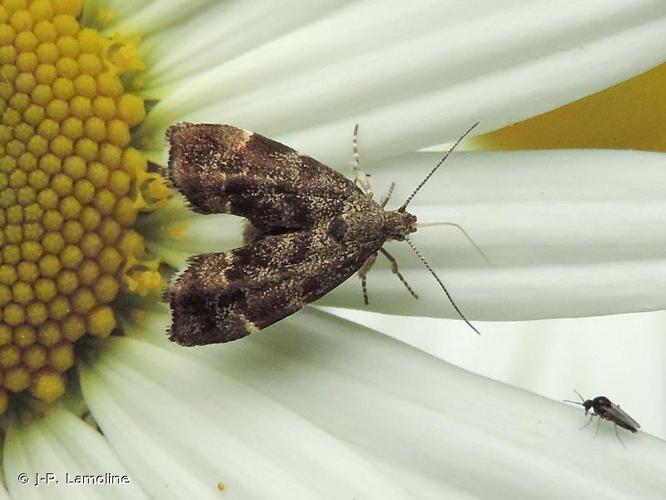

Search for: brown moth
xmin=165 ymin=123 xmax=478 ymax=346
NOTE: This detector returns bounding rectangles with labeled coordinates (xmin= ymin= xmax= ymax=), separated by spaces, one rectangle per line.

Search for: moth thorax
xmin=383 ymin=210 xmax=417 ymax=241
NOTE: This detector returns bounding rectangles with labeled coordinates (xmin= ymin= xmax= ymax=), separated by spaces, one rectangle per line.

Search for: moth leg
xmin=358 ymin=252 xmax=378 ymax=305
xmin=350 ymin=124 xmax=374 ymax=198
xmin=379 ymin=247 xmax=418 ymax=300
xmin=380 ymin=182 xmax=395 ymax=208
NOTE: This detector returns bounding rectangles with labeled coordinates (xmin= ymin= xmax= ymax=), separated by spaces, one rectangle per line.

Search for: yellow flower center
xmin=0 ymin=0 xmax=166 ymax=411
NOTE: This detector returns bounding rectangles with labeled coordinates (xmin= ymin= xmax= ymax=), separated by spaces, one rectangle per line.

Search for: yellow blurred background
xmin=476 ymin=63 xmax=666 ymax=152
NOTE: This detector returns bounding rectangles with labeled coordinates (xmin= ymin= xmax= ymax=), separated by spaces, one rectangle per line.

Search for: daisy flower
xmin=1 ymin=1 xmax=665 ymax=499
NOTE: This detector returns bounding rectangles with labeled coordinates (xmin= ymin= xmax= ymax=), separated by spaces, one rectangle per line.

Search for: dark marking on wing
xmin=166 ymin=123 xmax=361 ymax=232
xmin=168 ymin=223 xmax=381 ymax=345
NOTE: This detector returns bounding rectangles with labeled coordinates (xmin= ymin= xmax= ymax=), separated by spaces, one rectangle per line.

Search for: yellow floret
xmin=14 ymin=324 xmax=36 ymax=347
xmin=34 ymin=278 xmax=57 ymax=301
xmin=4 ymin=365 xmax=30 ymax=392
xmin=48 ymin=341 xmax=73 ymax=370
xmin=38 ymin=321 xmax=61 ymax=346
xmin=23 ymin=344 xmax=47 ymax=369
xmin=78 ymin=260 xmax=99 ymax=285
xmin=0 ymin=326 xmax=11 ymax=345
xmin=30 ymin=369 xmax=65 ymax=402
xmin=11 ymin=282 xmax=33 ymax=304
xmin=93 ymin=274 xmax=118 ymax=303
xmin=79 ymin=232 xmax=102 ymax=256
xmin=46 ymin=296 xmax=68 ymax=320
xmin=30 ymin=2 xmax=55 ymax=22
xmin=71 ymin=287 xmax=94 ymax=313
xmin=87 ymin=305 xmax=115 ymax=337
xmin=42 ymin=232 xmax=64 ymax=253
xmin=77 ymin=28 xmax=100 ymax=54
xmin=0 ymin=345 xmax=20 ymax=368
xmin=53 ymin=15 xmax=78 ymax=37
xmin=61 ymin=116 xmax=85 ymax=141
xmin=0 ymin=0 xmax=164 ymax=413
xmin=118 ymin=94 xmax=145 ymax=126
xmin=26 ymin=302 xmax=48 ymax=325
xmin=62 ymin=219 xmax=83 ymax=242
xmin=61 ymin=314 xmax=84 ymax=341
xmin=78 ymin=52 xmax=101 ymax=75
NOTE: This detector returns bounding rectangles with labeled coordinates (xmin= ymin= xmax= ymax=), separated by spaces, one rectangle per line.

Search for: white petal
xmin=102 ymin=0 xmax=214 ymax=34
xmin=137 ymin=196 xmax=244 ymax=268
xmin=139 ymin=0 xmax=351 ymax=87
xmin=0 ymin=482 xmax=9 ymax=500
xmin=79 ymin=333 xmax=414 ymax=500
xmin=327 ymin=307 xmax=666 ymax=440
xmin=132 ymin=309 xmax=666 ymax=498
xmin=80 ymin=0 xmax=146 ymax=28
xmin=3 ymin=408 xmax=147 ymax=499
xmin=317 ymin=149 xmax=666 ymax=320
xmin=139 ymin=0 xmax=666 ymax=165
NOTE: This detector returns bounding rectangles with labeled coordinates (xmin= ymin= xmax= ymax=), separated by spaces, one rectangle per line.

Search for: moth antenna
xmin=404 ymin=236 xmax=480 ymax=335
xmin=417 ymin=221 xmax=491 ymax=266
xmin=574 ymin=390 xmax=586 ymax=403
xmin=352 ymin=123 xmax=360 ymax=166
xmin=398 ymin=121 xmax=479 ymax=213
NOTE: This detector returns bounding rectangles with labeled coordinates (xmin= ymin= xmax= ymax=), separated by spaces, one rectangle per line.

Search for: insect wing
xmin=168 ymin=223 xmax=379 ymax=346
xmin=167 ymin=123 xmax=360 ymax=232
xmin=604 ymin=403 xmax=640 ymax=432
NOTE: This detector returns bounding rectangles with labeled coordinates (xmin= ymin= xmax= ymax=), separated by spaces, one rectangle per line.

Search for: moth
xmin=564 ymin=391 xmax=640 ymax=445
xmin=165 ymin=122 xmax=480 ymax=346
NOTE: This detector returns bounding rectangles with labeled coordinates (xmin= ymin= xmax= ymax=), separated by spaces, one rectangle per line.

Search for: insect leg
xmin=379 ymin=247 xmax=418 ymax=299
xmin=614 ymin=424 xmax=626 ymax=448
xmin=350 ymin=124 xmax=374 ymax=198
xmin=380 ymin=182 xmax=395 ymax=208
xmin=579 ymin=414 xmax=594 ymax=430
xmin=593 ymin=416 xmax=602 ymax=438
xmin=358 ymin=252 xmax=378 ymax=305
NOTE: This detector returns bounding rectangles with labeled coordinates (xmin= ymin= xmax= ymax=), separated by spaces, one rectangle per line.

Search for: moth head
xmin=384 ymin=210 xmax=417 ymax=241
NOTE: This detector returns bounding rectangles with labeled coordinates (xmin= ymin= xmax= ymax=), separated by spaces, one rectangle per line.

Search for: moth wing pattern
xmin=606 ymin=403 xmax=641 ymax=432
xmin=168 ymin=223 xmax=380 ymax=346
xmin=167 ymin=123 xmax=362 ymax=233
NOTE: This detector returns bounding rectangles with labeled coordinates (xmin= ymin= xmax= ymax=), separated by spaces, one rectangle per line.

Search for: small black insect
xmin=564 ymin=391 xmax=640 ymax=445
